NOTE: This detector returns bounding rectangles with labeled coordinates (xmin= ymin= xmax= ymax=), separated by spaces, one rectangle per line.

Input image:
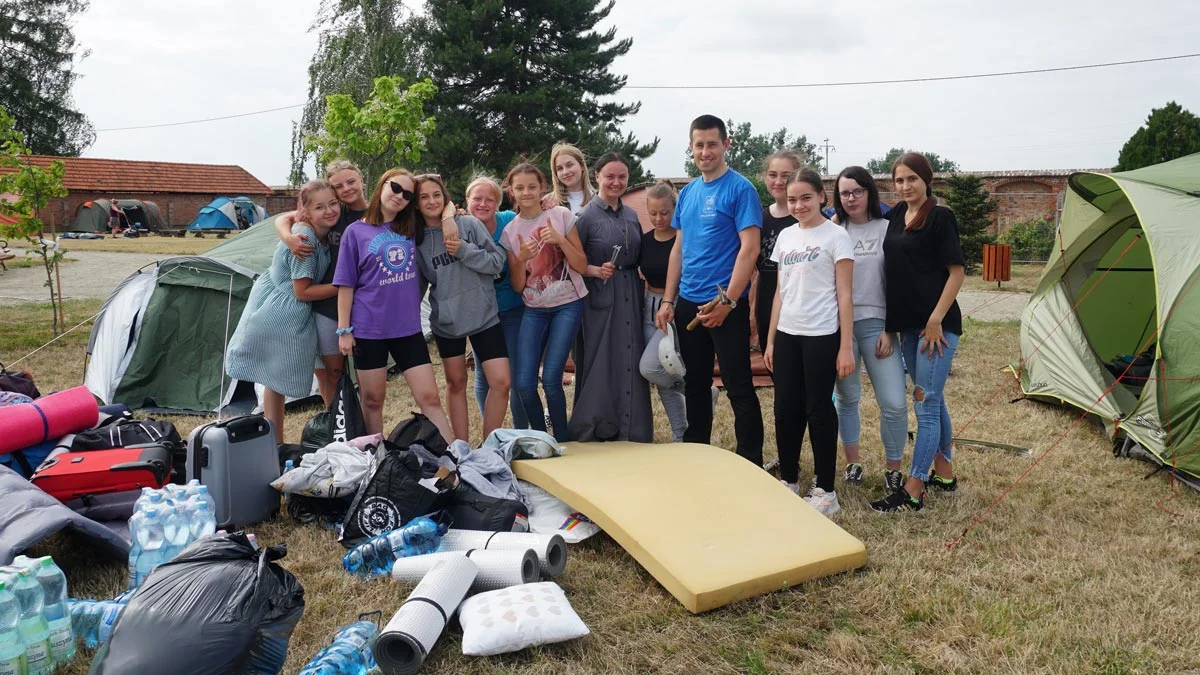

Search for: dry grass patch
xmin=962 ymin=263 xmax=1044 ymax=293
xmin=44 ymin=232 xmax=239 ymax=256
xmin=5 ymin=305 xmax=1200 ymax=674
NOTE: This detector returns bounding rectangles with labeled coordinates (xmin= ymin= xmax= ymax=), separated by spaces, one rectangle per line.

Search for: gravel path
xmin=958 ymin=289 xmax=1029 ymax=322
xmin=0 ymin=250 xmax=162 ymax=305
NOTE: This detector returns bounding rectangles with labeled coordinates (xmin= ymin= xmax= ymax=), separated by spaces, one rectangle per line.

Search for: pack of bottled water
xmin=127 ymin=480 xmax=218 ymax=589
xmin=0 ymin=556 xmax=74 ymax=675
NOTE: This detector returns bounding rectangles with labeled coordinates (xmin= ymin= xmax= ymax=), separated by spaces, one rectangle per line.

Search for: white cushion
xmin=458 ymin=582 xmax=589 ymax=656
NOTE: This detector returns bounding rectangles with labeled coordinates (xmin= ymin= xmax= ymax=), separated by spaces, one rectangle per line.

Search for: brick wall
xmin=42 ymin=192 xmax=270 ymax=229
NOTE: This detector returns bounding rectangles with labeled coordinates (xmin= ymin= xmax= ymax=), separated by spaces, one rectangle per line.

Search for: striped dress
xmin=226 ymin=225 xmax=330 ymax=397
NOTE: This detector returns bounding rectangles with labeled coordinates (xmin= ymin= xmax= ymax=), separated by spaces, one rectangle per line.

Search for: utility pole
xmin=819 ymin=138 xmax=835 ymax=175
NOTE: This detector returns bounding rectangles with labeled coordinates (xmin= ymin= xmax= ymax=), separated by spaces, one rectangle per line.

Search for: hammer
xmin=687 ymin=284 xmax=727 ymax=331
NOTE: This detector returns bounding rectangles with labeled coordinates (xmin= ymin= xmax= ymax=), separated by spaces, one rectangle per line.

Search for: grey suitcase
xmin=186 ymin=415 xmax=279 ymax=528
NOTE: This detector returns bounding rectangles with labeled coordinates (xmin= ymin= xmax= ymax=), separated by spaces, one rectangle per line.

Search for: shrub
xmin=1000 ymin=217 xmax=1057 ymax=261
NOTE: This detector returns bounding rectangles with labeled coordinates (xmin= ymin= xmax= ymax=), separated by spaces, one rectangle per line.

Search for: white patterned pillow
xmin=458 ymin=582 xmax=589 ymax=656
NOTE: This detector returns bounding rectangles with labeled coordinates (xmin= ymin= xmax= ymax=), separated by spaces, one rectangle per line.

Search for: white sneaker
xmin=804 ymin=487 xmax=841 ymax=516
xmin=780 ymin=480 xmax=800 ymax=495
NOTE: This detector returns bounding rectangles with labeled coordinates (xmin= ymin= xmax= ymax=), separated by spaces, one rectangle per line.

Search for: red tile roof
xmin=0 ymin=155 xmax=272 ymax=195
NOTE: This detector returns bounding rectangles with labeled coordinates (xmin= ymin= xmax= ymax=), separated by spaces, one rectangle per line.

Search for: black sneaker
xmin=870 ymin=489 xmax=924 ymax=513
xmin=843 ymin=463 xmax=864 ymax=484
xmin=884 ymin=469 xmax=904 ymax=495
xmin=926 ymin=474 xmax=959 ymax=493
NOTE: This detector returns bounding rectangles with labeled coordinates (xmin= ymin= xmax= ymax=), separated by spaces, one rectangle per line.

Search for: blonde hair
xmin=549 ymin=143 xmax=594 ymax=208
xmin=296 ymin=179 xmax=336 ymax=223
xmin=324 ymin=159 xmax=362 ymax=180
xmin=465 ymin=174 xmax=503 ymax=202
xmin=761 ymin=149 xmax=803 ymax=179
xmin=644 ymin=179 xmax=678 ymax=208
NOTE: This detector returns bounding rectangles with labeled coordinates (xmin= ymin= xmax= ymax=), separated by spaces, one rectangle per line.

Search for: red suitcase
xmin=31 ymin=445 xmax=172 ymax=502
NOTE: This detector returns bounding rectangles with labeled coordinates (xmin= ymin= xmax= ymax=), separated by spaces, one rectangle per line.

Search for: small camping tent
xmin=187 ymin=197 xmax=267 ymax=232
xmin=68 ymin=199 xmax=164 ymax=233
xmin=1015 ymin=152 xmax=1200 ymax=482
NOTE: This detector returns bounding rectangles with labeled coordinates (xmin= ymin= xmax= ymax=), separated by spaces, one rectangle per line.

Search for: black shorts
xmin=354 ymin=333 xmax=431 ymax=372
xmin=434 ymin=323 xmax=508 ymax=362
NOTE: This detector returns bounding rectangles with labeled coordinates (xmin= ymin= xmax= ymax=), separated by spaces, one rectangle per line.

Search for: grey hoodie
xmin=415 ymin=215 xmax=505 ymax=338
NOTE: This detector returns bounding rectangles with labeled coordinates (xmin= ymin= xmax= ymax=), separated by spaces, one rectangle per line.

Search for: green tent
xmin=68 ymin=199 xmax=165 ymax=233
xmin=85 ymin=213 xmax=295 ymax=413
xmin=1015 ymin=153 xmax=1200 ymax=480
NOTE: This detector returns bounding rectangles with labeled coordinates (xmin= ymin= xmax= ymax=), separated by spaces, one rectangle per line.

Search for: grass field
xmin=47 ymin=232 xmax=239 ymax=256
xmin=961 ymin=263 xmax=1045 ymax=294
xmin=4 ymin=300 xmax=1199 ymax=674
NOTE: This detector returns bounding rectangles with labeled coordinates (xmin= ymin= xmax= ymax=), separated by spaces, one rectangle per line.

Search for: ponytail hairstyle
xmin=364 ymin=167 xmax=419 ymax=239
xmin=549 ymin=143 xmax=594 ymax=208
xmin=760 ymin=149 xmax=803 ymax=180
xmin=786 ymin=167 xmax=828 ymax=208
xmin=892 ymin=152 xmax=937 ymax=232
xmin=503 ymin=162 xmax=549 ymax=217
xmin=645 ymin=179 xmax=678 ymax=209
xmin=295 ymin=179 xmax=336 ymax=224
xmin=832 ymin=165 xmax=883 ymax=225
xmin=323 ymin=158 xmax=363 ymax=181
xmin=464 ymin=174 xmax=503 ymax=203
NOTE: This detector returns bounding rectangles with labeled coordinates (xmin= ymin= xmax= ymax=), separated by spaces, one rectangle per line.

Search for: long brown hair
xmin=892 ymin=152 xmax=937 ymax=232
xmin=364 ymin=168 xmax=419 ymax=238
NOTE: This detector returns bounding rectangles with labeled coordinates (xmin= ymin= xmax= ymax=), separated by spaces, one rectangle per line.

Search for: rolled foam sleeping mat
xmin=390 ymin=548 xmax=539 ymax=591
xmin=437 ymin=529 xmax=567 ymax=577
xmin=0 ymin=386 xmax=98 ymax=455
xmin=375 ymin=556 xmax=477 ymax=675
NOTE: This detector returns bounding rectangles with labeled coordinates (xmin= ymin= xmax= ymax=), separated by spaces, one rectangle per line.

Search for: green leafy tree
xmin=685 ymin=119 xmax=822 ymax=177
xmin=0 ymin=108 xmax=70 ymax=332
xmin=1114 ymin=101 xmax=1200 ymax=171
xmin=1000 ymin=216 xmax=1056 ymax=261
xmin=942 ymin=174 xmax=996 ymax=273
xmin=302 ymin=76 xmax=437 ymax=187
xmin=289 ymin=0 xmax=422 ymax=183
xmin=0 ymin=0 xmax=95 ymax=156
xmin=867 ymin=147 xmax=959 ymax=174
xmin=412 ymin=0 xmax=657 ymax=192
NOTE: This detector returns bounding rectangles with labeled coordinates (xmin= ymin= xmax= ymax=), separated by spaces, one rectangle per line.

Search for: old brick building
xmin=1 ymin=156 xmax=272 ymax=229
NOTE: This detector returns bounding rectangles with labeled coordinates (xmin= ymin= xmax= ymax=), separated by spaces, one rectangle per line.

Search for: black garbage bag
xmin=301 ymin=412 xmax=332 ymax=453
xmin=90 ymin=533 xmax=305 ymax=675
xmin=339 ymin=442 xmax=440 ymax=548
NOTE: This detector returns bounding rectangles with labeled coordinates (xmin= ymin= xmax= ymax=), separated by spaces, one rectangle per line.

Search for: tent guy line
xmin=92 ymin=52 xmax=1200 ymax=133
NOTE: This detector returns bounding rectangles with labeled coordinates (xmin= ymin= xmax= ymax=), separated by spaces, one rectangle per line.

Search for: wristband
xmin=661 ymin=300 xmax=675 ymax=306
xmin=335 ymin=326 xmax=354 ymax=336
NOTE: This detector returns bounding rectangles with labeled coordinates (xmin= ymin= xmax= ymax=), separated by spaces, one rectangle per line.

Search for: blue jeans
xmin=515 ymin=299 xmax=584 ymax=442
xmin=900 ymin=330 xmax=959 ymax=481
xmin=834 ymin=318 xmax=908 ymax=463
xmin=475 ymin=306 xmax=529 ymax=428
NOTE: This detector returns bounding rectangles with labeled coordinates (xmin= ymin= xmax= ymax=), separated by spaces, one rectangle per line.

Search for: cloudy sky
xmin=72 ymin=0 xmax=1200 ymax=185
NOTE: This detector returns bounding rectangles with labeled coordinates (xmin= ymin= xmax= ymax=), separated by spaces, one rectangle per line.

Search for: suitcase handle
xmin=215 ymin=415 xmax=272 ymax=441
xmin=111 ymin=448 xmax=170 ymax=485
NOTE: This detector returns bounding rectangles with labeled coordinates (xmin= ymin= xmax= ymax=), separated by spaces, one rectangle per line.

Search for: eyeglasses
xmin=838 ymin=188 xmax=867 ymax=200
xmin=388 ymin=180 xmax=415 ymax=201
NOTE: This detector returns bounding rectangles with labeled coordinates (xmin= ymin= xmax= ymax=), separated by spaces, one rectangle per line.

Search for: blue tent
xmin=188 ymin=197 xmax=268 ymax=231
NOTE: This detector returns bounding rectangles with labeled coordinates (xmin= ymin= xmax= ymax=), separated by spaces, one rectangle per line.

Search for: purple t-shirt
xmin=332 ymin=221 xmax=422 ymax=339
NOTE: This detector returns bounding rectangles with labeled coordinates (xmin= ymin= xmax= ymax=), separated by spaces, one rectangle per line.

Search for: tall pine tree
xmin=0 ymin=0 xmax=95 ymax=156
xmin=942 ymin=174 xmax=996 ymax=274
xmin=412 ymin=0 xmax=657 ymax=188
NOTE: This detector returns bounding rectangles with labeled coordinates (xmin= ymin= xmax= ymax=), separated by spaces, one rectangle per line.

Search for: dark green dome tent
xmin=68 ymin=199 xmax=165 ymax=233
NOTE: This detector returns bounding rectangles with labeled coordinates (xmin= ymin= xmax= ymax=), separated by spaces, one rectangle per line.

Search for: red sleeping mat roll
xmin=0 ymin=385 xmax=99 ymax=455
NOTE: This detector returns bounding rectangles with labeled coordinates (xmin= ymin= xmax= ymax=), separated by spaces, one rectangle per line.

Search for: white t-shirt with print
xmin=567 ymin=191 xmax=585 ymax=215
xmin=843 ymin=218 xmax=889 ymax=322
xmin=770 ymin=219 xmax=854 ymax=336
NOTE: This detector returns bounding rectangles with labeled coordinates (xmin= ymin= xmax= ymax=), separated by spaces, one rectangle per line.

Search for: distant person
xmin=568 ymin=152 xmax=652 ymax=442
xmin=225 ymin=180 xmax=341 ymax=442
xmin=763 ymin=168 xmax=855 ymax=516
xmin=831 ymin=166 xmax=908 ymax=492
xmin=278 ymin=159 xmax=371 ymax=404
xmin=413 ymin=174 xmax=510 ymax=442
xmin=752 ymin=150 xmax=802 ymax=353
xmin=638 ymin=180 xmax=688 ymax=441
xmin=108 ymin=200 xmax=123 ymax=237
xmin=501 ymin=162 xmax=588 ymax=442
xmin=333 ymin=168 xmax=453 ymax=441
xmin=655 ymin=115 xmax=763 ymax=465
xmin=870 ymin=152 xmax=965 ymax=513
xmin=550 ymin=143 xmax=595 ymax=215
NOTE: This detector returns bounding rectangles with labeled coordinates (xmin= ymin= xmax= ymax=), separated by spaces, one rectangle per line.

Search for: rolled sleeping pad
xmin=390 ymin=548 xmax=539 ymax=591
xmin=0 ymin=386 xmax=99 ymax=455
xmin=437 ymin=529 xmax=567 ymax=577
xmin=375 ymin=556 xmax=477 ymax=675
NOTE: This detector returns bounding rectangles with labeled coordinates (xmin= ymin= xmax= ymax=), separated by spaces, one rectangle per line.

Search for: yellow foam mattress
xmin=513 ymin=442 xmax=867 ymax=613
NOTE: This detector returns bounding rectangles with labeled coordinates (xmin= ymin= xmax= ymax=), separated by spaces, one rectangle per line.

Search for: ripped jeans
xmin=900 ymin=330 xmax=959 ymax=481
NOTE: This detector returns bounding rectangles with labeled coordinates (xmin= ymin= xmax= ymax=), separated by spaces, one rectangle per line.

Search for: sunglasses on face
xmin=388 ymin=180 xmax=415 ymax=201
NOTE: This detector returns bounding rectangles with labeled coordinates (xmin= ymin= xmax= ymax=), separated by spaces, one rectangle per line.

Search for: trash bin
xmin=982 ymin=243 xmax=1011 ymax=285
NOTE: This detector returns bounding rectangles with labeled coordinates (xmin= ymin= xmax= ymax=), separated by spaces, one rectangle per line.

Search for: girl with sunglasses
xmin=831 ymin=166 xmax=908 ymax=493
xmin=413 ymin=174 xmax=509 ymax=442
xmin=501 ymin=162 xmax=589 ymax=441
xmin=333 ymin=168 xmax=453 ymax=441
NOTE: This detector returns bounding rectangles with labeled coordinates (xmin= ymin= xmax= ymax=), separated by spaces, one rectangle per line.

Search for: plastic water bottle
xmin=126 ymin=503 xmax=148 ymax=589
xmin=134 ymin=487 xmax=166 ymax=514
xmin=195 ymin=484 xmax=216 ymax=514
xmin=67 ymin=599 xmax=124 ymax=650
xmin=34 ymin=558 xmax=73 ymax=664
xmin=162 ymin=500 xmax=191 ymax=561
xmin=298 ymin=621 xmax=378 ymax=675
xmin=134 ymin=506 xmax=166 ymax=587
xmin=190 ymin=502 xmax=217 ymax=540
xmin=13 ymin=569 xmax=52 ymax=675
xmin=0 ymin=580 xmax=25 ymax=675
xmin=342 ymin=516 xmax=446 ymax=577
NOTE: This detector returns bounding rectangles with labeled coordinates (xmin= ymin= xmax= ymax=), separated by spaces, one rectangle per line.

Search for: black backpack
xmin=71 ymin=419 xmax=186 ymax=483
xmin=435 ymin=484 xmax=529 ymax=532
xmin=339 ymin=441 xmax=442 ymax=548
xmin=387 ymin=413 xmax=448 ymax=456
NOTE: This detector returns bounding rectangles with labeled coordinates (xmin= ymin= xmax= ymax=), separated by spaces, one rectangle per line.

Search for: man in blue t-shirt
xmin=656 ymin=115 xmax=764 ymax=465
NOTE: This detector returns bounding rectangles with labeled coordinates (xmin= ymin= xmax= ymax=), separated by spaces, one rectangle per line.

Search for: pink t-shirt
xmin=501 ymin=206 xmax=588 ymax=308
